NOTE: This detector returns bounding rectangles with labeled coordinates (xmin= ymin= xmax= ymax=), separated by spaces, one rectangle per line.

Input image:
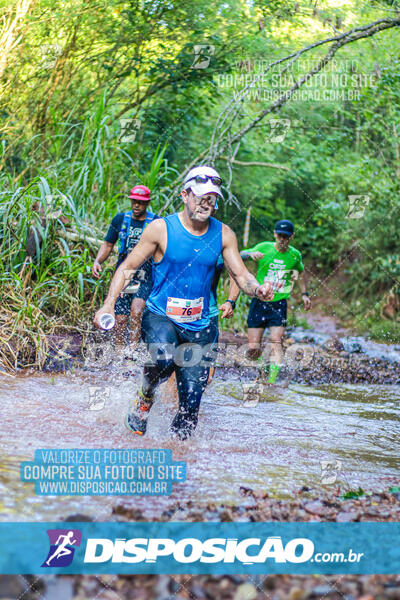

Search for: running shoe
xmin=262 ymin=364 xmax=291 ymax=388
xmin=125 ymin=391 xmax=153 ymax=435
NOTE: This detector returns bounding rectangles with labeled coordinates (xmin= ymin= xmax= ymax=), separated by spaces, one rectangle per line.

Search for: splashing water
xmin=0 ymin=366 xmax=399 ymax=521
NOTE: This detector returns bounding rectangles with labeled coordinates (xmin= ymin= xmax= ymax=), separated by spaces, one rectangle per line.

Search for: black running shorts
xmin=247 ymin=298 xmax=287 ymax=329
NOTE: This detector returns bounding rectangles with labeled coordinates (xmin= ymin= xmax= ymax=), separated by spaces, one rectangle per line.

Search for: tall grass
xmin=0 ymin=100 xmax=177 ymax=372
xmin=0 ymin=174 xmax=103 ymax=370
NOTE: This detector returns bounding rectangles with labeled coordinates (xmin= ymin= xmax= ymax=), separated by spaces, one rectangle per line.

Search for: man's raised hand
xmin=249 ymin=251 xmax=264 ymax=261
xmin=219 ymin=301 xmax=234 ymax=319
xmin=92 ymin=260 xmax=102 ymax=279
xmin=256 ymin=281 xmax=274 ymax=301
xmin=93 ymin=303 xmax=115 ymax=329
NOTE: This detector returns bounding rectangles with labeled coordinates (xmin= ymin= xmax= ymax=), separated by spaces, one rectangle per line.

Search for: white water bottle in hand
xmin=99 ymin=313 xmax=115 ymax=330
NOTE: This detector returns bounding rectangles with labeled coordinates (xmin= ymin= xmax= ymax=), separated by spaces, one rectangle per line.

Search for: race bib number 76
xmin=166 ymin=297 xmax=203 ymax=323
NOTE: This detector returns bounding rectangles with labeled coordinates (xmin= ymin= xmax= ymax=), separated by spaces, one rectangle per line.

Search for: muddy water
xmin=0 ymin=367 xmax=399 ymax=521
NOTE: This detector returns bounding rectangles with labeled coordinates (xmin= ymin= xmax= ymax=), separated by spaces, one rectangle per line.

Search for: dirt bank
xmin=35 ymin=327 xmax=400 ymax=385
xmin=112 ymin=488 xmax=400 ymax=524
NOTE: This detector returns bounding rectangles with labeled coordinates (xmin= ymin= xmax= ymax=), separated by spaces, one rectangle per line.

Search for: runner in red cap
xmin=92 ymin=185 xmax=159 ymax=350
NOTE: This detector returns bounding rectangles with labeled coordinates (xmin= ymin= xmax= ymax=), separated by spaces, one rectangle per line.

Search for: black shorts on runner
xmin=140 ymin=309 xmax=217 ymax=436
xmin=247 ymin=298 xmax=287 ymax=329
xmin=114 ymin=277 xmax=153 ymax=315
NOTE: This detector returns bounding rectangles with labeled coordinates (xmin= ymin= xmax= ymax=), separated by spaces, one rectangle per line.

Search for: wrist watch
xmin=227 ymin=299 xmax=236 ymax=310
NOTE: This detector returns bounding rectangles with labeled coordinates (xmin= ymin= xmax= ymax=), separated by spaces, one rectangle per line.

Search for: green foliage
xmin=355 ymin=315 xmax=400 ymax=344
xmin=286 ymin=312 xmax=311 ymax=330
xmin=217 ymin=274 xmax=252 ymax=333
xmin=1 ymin=0 xmax=400 ymax=369
xmin=342 ymin=487 xmax=365 ymax=500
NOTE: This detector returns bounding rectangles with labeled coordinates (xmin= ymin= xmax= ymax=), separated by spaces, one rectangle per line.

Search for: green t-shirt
xmin=245 ymin=241 xmax=304 ymax=302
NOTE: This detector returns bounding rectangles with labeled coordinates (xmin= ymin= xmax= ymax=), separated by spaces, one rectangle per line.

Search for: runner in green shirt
xmin=242 ymin=220 xmax=311 ymax=384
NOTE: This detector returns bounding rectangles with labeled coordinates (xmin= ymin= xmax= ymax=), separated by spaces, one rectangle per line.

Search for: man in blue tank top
xmin=94 ymin=165 xmax=274 ymax=440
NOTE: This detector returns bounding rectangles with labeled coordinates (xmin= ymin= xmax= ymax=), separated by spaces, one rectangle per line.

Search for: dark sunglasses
xmin=186 ymin=174 xmax=222 ymax=187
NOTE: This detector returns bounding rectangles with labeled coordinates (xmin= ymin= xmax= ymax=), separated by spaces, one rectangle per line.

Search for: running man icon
xmin=42 ymin=529 xmax=82 ymax=568
xmin=46 ymin=531 xmax=76 ymax=565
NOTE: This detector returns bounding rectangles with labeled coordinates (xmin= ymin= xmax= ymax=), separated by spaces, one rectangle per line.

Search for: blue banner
xmin=0 ymin=522 xmax=399 ymax=574
xmin=20 ymin=449 xmax=186 ymax=496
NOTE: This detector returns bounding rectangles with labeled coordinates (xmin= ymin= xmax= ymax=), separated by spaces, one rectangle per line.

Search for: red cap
xmin=128 ymin=185 xmax=151 ymax=201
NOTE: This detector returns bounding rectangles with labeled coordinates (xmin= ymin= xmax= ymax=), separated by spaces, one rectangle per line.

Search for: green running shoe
xmin=125 ymin=391 xmax=153 ymax=436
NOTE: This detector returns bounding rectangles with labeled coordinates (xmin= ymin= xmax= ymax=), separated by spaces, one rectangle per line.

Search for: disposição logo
xmin=41 ymin=529 xmax=82 ymax=567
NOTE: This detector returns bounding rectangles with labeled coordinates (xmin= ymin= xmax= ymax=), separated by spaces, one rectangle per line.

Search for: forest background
xmin=1 ymin=0 xmax=400 ymax=368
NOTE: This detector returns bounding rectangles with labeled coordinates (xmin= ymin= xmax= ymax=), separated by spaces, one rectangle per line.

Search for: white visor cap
xmin=184 ymin=165 xmax=224 ymax=199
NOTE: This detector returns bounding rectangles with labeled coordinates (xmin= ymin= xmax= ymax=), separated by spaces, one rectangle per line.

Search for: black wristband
xmin=227 ymin=299 xmax=236 ymax=310
xmin=302 ymin=291 xmax=309 ymax=296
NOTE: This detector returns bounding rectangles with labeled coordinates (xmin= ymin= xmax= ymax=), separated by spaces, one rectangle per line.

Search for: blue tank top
xmin=146 ymin=213 xmax=223 ymax=330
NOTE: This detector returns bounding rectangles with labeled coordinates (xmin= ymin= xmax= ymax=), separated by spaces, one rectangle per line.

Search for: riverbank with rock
xmin=106 ymin=487 xmax=400 ymax=525
xmin=34 ymin=323 xmax=400 ymax=386
xmin=209 ymin=326 xmax=400 ymax=385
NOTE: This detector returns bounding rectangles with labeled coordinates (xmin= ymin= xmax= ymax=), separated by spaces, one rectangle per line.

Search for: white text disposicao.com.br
xmin=83 ymin=537 xmax=364 ymax=565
